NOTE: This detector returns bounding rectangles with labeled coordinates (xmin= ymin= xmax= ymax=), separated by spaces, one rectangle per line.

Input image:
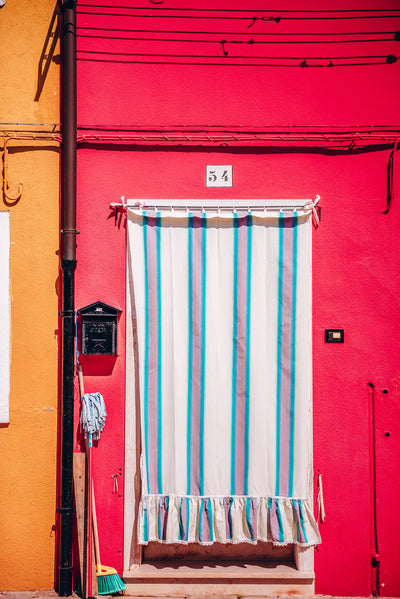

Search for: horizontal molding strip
xmin=77 ymin=125 xmax=400 ymax=148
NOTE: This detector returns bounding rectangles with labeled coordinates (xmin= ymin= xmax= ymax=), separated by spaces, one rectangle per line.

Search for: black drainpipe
xmin=368 ymin=382 xmax=380 ymax=596
xmin=58 ymin=0 xmax=77 ymax=595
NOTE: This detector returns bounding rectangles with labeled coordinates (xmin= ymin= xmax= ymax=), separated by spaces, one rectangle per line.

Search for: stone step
xmin=123 ymin=561 xmax=314 ymax=597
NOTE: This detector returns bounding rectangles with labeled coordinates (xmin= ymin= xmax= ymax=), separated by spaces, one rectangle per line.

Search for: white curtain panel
xmin=127 ymin=207 xmax=320 ymax=546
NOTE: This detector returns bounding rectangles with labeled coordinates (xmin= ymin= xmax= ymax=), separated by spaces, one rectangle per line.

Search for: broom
xmin=92 ymin=491 xmax=126 ymax=595
xmin=78 ymin=365 xmax=126 ymax=595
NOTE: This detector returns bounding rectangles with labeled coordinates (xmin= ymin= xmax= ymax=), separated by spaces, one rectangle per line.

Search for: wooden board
xmin=73 ymin=451 xmax=98 ymax=597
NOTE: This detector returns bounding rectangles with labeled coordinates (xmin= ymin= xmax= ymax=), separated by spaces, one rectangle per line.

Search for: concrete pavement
xmin=0 ymin=592 xmax=395 ymax=599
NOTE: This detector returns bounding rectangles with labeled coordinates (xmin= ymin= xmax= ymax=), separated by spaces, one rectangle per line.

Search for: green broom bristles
xmin=96 ymin=565 xmax=126 ymax=595
xmin=75 ymin=568 xmax=126 ymax=596
xmin=97 ymin=571 xmax=126 ymax=595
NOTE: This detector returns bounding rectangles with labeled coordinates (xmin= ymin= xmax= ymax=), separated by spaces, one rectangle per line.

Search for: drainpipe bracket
xmin=56 ymin=507 xmax=76 ymax=515
xmin=59 ymin=310 xmax=75 ymax=318
xmin=58 ymin=0 xmax=76 ymax=11
xmin=371 ymin=554 xmax=381 ymax=570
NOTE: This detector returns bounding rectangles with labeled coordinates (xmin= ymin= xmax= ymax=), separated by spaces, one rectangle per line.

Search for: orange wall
xmin=0 ymin=0 xmax=60 ymax=590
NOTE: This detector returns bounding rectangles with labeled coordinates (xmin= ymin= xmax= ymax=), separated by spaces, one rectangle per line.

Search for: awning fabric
xmin=127 ymin=207 xmax=321 ymax=546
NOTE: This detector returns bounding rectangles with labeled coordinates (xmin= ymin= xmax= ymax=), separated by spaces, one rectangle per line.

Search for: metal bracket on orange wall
xmin=2 ymin=138 xmax=23 ymax=203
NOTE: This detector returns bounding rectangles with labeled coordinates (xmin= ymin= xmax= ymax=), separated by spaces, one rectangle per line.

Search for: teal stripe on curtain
xmin=289 ymin=211 xmax=298 ymax=496
xmin=275 ymin=214 xmax=284 ymax=496
xmin=142 ymin=211 xmax=151 ymax=494
xmin=186 ymin=213 xmax=194 ymax=495
xmin=244 ymin=213 xmax=252 ymax=496
xmin=231 ymin=212 xmax=239 ymax=495
xmin=199 ymin=213 xmax=207 ymax=496
xmin=156 ymin=211 xmax=163 ymax=494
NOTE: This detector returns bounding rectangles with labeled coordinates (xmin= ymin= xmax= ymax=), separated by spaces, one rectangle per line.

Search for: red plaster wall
xmin=74 ymin=182 xmax=126 ymax=577
xmin=75 ymin=1 xmax=400 ymax=595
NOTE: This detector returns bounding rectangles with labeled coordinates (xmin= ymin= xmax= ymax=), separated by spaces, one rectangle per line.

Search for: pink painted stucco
xmin=74 ymin=1 xmax=400 ymax=595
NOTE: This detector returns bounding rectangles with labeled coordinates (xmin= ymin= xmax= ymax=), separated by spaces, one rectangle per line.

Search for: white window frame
xmin=0 ymin=211 xmax=10 ymax=423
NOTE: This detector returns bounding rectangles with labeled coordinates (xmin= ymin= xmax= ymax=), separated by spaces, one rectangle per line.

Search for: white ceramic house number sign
xmin=206 ymin=165 xmax=233 ymax=187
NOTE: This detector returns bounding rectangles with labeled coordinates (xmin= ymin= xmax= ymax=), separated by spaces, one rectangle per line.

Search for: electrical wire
xmin=77 ymin=49 xmax=395 ymax=60
xmin=78 ymin=5 xmax=400 ymax=13
xmin=383 ymin=138 xmax=400 ymax=214
xmin=76 ymin=56 xmax=394 ymax=67
xmin=76 ymin=8 xmax=400 ymax=66
xmin=76 ymin=10 xmax=400 ymax=21
xmin=77 ymin=32 xmax=395 ymax=44
xmin=76 ymin=27 xmax=400 ymax=37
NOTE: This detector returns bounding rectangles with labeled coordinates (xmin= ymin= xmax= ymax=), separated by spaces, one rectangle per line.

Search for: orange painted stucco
xmin=0 ymin=0 xmax=60 ymax=590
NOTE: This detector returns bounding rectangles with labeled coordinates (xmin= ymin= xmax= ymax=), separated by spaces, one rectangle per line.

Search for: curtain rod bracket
xmin=110 ymin=197 xmax=321 ymax=215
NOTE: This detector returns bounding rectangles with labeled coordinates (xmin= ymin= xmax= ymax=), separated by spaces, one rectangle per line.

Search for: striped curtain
xmin=127 ymin=207 xmax=320 ymax=546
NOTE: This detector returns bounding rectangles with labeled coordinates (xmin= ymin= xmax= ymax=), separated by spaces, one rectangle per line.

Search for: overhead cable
xmin=76 ymin=56 xmax=397 ymax=67
xmin=77 ymin=5 xmax=400 ymax=13
xmin=76 ymin=10 xmax=400 ymax=22
xmin=76 ymin=27 xmax=400 ymax=37
xmin=77 ymin=49 xmax=398 ymax=62
xmin=77 ymin=32 xmax=396 ymax=44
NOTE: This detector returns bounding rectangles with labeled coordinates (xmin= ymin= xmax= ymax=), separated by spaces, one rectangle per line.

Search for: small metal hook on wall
xmin=3 ymin=138 xmax=23 ymax=204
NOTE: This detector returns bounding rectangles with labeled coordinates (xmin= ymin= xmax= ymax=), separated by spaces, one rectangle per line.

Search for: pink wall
xmin=75 ymin=1 xmax=400 ymax=595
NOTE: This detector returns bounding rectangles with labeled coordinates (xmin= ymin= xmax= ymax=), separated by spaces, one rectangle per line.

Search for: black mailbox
xmin=78 ymin=301 xmax=121 ymax=355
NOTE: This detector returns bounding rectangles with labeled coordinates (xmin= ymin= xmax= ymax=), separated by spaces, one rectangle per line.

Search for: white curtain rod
xmin=111 ymin=196 xmax=320 ymax=212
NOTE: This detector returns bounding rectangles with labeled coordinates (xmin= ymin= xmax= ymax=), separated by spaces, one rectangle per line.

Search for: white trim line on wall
xmin=0 ymin=211 xmax=10 ymax=423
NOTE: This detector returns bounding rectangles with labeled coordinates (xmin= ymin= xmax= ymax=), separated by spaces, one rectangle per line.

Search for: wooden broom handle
xmin=78 ymin=364 xmax=96 ymax=596
xmin=91 ymin=486 xmax=101 ymax=569
xmin=77 ymin=364 xmax=85 ymax=399
xmin=87 ymin=436 xmax=93 ymax=598
xmin=78 ymin=364 xmax=101 ymax=566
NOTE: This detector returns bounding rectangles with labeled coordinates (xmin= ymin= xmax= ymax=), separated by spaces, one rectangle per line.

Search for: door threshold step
xmin=123 ymin=561 xmax=314 ymax=596
xmin=124 ymin=561 xmax=313 ymax=579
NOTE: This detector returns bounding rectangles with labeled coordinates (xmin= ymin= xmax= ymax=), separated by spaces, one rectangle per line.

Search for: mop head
xmin=96 ymin=564 xmax=126 ymax=595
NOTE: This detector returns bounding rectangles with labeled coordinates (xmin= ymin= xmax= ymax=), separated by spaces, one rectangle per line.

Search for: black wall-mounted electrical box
xmin=325 ymin=329 xmax=344 ymax=343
